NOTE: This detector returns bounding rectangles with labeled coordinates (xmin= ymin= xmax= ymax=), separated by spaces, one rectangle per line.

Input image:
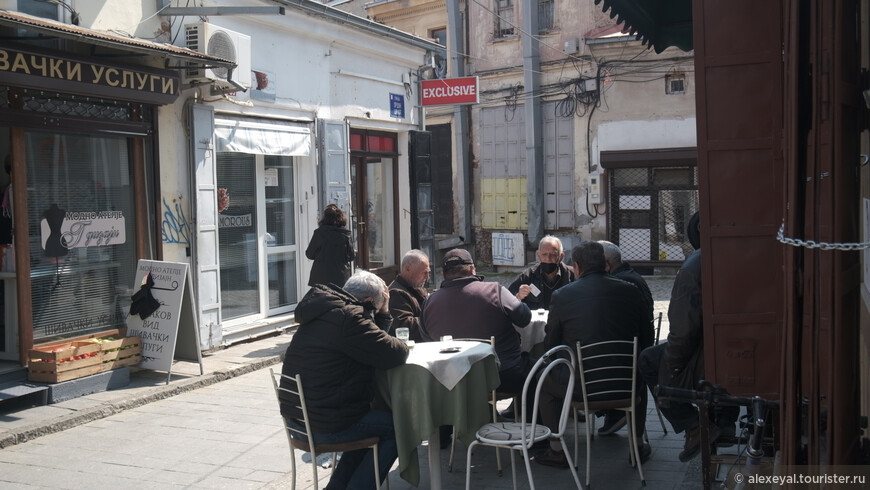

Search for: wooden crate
xmin=28 ymin=341 xmax=103 ymax=383
xmin=99 ymin=336 xmax=142 ymax=371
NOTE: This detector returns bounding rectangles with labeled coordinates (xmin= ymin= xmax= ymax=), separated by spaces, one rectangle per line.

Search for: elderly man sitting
xmin=421 ymin=248 xmax=532 ymax=394
xmin=279 ymin=270 xmax=409 ymax=490
xmin=388 ymin=249 xmax=430 ymax=341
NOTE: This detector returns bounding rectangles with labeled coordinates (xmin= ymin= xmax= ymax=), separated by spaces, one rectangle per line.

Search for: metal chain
xmin=777 ymin=222 xmax=870 ymax=250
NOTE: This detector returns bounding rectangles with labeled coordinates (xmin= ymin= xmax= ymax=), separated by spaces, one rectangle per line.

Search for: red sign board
xmin=421 ymin=77 xmax=479 ymax=106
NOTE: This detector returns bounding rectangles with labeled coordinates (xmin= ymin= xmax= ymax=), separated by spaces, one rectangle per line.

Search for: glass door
xmin=217 ymin=153 xmax=299 ymax=323
xmin=351 ymin=156 xmax=395 ymax=272
xmin=263 ymin=155 xmax=297 ymax=314
xmin=217 ymin=152 xmax=261 ymax=321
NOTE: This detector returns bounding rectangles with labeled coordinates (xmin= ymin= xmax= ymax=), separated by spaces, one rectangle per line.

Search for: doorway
xmin=217 ymin=153 xmax=299 ymax=325
xmin=348 ymin=129 xmax=399 ymax=279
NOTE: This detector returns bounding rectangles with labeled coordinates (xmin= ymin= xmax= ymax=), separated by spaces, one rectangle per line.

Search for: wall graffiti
xmin=162 ymin=197 xmax=191 ymax=245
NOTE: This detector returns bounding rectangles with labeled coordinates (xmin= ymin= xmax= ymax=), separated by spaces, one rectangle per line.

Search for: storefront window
xmin=26 ymin=131 xmax=137 ymax=342
xmin=216 ymin=152 xmax=260 ymax=320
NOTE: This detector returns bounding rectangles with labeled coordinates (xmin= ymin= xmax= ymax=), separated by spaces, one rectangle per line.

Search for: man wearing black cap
xmin=421 ymin=248 xmax=533 ymax=394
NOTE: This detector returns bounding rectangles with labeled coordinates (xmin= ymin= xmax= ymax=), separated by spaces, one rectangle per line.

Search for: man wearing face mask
xmin=508 ymin=235 xmax=574 ymax=310
xmin=280 ymin=270 xmax=409 ymax=490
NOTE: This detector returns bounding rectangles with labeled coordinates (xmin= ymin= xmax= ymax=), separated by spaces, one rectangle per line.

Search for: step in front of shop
xmin=43 ymin=367 xmax=132 ymax=404
xmin=0 ymin=366 xmax=49 ymax=409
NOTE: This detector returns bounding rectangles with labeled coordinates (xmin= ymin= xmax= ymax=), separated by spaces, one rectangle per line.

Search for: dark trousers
xmin=539 ymin=368 xmax=648 ymax=449
xmin=638 ymin=343 xmax=697 ymax=433
xmin=638 ymin=343 xmax=738 ymax=434
xmin=288 ymin=409 xmax=397 ymax=490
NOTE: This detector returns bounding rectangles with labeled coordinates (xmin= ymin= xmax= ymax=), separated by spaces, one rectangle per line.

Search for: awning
xmin=594 ymin=0 xmax=693 ymax=54
xmin=215 ymin=117 xmax=311 ymax=156
xmin=0 ymin=9 xmax=234 ymax=71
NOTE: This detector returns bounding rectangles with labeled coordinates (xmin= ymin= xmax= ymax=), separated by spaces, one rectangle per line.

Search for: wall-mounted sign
xmin=390 ymin=93 xmax=405 ymax=118
xmin=421 ymin=76 xmax=479 ymax=106
xmin=0 ymin=45 xmax=180 ymax=105
xmin=39 ymin=205 xmax=126 ymax=255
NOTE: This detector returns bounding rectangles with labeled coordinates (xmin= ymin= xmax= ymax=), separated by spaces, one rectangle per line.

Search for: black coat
xmin=545 ymin=270 xmax=652 ymax=395
xmin=305 ymin=225 xmax=355 ymax=287
xmin=507 ymin=262 xmax=574 ymax=310
xmin=611 ymin=262 xmax=655 ymax=348
xmin=280 ymin=284 xmax=408 ymax=433
xmin=658 ymin=249 xmax=704 ymax=389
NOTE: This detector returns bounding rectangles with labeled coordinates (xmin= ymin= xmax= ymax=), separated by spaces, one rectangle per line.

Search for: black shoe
xmin=678 ymin=424 xmax=721 ymax=462
xmin=534 ymin=448 xmax=569 ymax=468
xmin=598 ymin=414 xmax=627 ymax=436
xmin=635 ymin=440 xmax=652 ymax=464
xmin=529 ymin=439 xmax=550 ymax=456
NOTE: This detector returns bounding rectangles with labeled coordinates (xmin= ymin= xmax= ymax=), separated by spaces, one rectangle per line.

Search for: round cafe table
xmin=376 ymin=340 xmax=500 ymax=489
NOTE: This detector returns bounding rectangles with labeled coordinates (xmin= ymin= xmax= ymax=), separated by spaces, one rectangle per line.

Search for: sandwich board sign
xmin=126 ymin=260 xmax=202 ymax=383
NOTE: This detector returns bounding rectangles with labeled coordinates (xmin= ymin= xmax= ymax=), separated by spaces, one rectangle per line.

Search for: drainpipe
xmin=447 ymin=0 xmax=471 ymax=247
xmin=523 ymin=0 xmax=544 ymax=249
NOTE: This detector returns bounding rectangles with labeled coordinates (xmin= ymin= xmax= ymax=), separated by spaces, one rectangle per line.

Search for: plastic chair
xmin=571 ymin=338 xmax=645 ymax=487
xmin=465 ymin=345 xmax=583 ymax=490
xmin=447 ymin=336 xmax=518 ymax=476
xmin=269 ymin=368 xmax=388 ymax=490
xmin=651 ymin=312 xmax=667 ymax=435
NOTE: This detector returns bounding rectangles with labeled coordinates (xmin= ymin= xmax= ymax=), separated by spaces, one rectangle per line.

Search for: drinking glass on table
xmin=396 ymin=327 xmax=410 ymax=344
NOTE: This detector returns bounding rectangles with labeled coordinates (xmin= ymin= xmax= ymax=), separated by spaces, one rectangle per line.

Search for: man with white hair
xmin=388 ymin=249 xmax=430 ymax=341
xmin=280 ymin=270 xmax=409 ymax=490
xmin=509 ymin=235 xmax=574 ymax=310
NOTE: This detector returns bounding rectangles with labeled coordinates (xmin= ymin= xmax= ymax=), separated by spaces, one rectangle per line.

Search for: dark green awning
xmin=594 ymin=0 xmax=693 ymax=54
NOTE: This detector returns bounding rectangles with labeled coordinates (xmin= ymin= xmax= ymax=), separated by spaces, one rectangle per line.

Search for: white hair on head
xmin=343 ymin=270 xmax=386 ymax=307
xmin=597 ymin=240 xmax=622 ymax=264
xmin=401 ymin=249 xmax=428 ymax=268
xmin=538 ymin=235 xmax=563 ymax=253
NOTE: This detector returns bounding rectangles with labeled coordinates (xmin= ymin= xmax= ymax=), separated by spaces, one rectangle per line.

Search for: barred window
xmin=495 ymin=0 xmax=515 ymax=37
xmin=539 ymin=0 xmax=554 ymax=32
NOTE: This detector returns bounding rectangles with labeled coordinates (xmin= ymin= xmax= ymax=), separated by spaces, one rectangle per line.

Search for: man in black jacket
xmin=387 ymin=249 xmax=430 ymax=341
xmin=508 ymin=235 xmax=574 ymax=310
xmin=280 ymin=270 xmax=409 ymax=490
xmin=597 ymin=240 xmax=656 ymax=436
xmin=638 ymin=211 xmax=737 ymax=462
xmin=535 ymin=241 xmax=652 ymax=468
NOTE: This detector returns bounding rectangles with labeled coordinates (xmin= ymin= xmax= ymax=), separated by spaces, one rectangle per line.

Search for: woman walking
xmin=306 ymin=204 xmax=355 ymax=287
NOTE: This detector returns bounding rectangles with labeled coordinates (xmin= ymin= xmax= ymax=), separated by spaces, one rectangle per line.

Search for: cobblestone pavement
xmin=0 ymin=272 xmax=710 ymax=490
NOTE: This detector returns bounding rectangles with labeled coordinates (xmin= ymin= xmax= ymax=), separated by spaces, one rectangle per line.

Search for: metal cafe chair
xmin=571 ymin=337 xmax=645 ymax=487
xmin=269 ymin=368 xmax=389 ymax=490
xmin=465 ymin=345 xmax=583 ymax=490
xmin=652 ymin=311 xmax=668 ymax=434
xmin=447 ymin=336 xmax=518 ymax=476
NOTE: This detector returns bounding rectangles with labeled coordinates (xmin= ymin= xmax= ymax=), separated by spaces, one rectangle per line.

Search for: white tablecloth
xmin=517 ymin=308 xmax=548 ymax=353
xmin=405 ymin=340 xmax=493 ymax=390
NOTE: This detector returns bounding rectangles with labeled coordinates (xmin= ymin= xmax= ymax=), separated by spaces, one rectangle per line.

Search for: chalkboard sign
xmin=126 ymin=260 xmax=202 ymax=383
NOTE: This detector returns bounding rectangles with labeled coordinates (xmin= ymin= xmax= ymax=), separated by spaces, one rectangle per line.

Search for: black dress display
xmin=43 ymin=203 xmax=68 ymax=258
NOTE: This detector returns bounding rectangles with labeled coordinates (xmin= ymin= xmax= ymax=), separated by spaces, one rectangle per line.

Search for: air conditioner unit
xmin=184 ymin=22 xmax=251 ymax=91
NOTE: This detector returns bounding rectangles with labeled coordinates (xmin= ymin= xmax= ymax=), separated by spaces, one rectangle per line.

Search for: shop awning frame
xmin=594 ymin=0 xmax=694 ymax=54
xmin=215 ymin=117 xmax=312 ymax=157
xmin=0 ymin=9 xmax=235 ymax=72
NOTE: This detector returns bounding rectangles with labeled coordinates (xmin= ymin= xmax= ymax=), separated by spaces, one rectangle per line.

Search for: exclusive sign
xmin=421 ymin=77 xmax=479 ymax=106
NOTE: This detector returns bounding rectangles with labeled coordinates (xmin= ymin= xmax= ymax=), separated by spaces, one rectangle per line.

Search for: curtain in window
xmin=26 ymin=131 xmax=137 ymax=342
